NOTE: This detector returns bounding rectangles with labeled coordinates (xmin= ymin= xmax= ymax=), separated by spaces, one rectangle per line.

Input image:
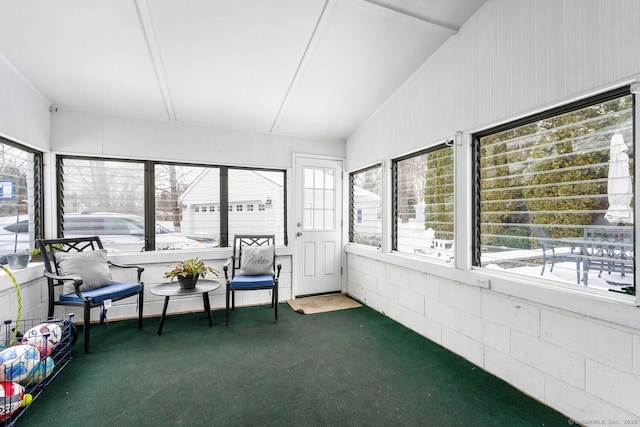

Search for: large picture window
xmin=393 ymin=144 xmax=454 ymax=261
xmin=0 ymin=138 xmax=42 ymax=256
xmin=59 ymin=157 xmax=147 ymax=252
xmin=350 ymin=164 xmax=382 ymax=247
xmin=58 ymin=157 xmax=286 ymax=251
xmin=155 ymin=164 xmax=220 ymax=250
xmin=474 ymin=88 xmax=635 ymax=295
xmin=228 ymin=168 xmax=286 ymax=246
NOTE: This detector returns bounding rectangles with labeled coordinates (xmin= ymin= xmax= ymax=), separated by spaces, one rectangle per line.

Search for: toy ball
xmin=25 ymin=357 xmax=55 ymax=384
xmin=0 ymin=345 xmax=41 ymax=383
xmin=21 ymin=323 xmax=62 ymax=358
xmin=20 ymin=393 xmax=32 ymax=408
xmin=0 ymin=381 xmax=26 ymax=420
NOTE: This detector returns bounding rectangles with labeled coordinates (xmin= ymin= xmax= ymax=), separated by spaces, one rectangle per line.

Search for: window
xmin=58 ymin=158 xmax=287 ymax=250
xmin=393 ymin=144 xmax=454 ymax=261
xmin=58 ymin=157 xmax=146 ymax=252
xmin=154 ymin=164 xmax=219 ymax=250
xmin=228 ymin=169 xmax=286 ymax=245
xmin=349 ymin=164 xmax=382 ymax=247
xmin=303 ymin=167 xmax=334 ymax=231
xmin=0 ymin=138 xmax=43 ymax=255
xmin=474 ymin=88 xmax=635 ymax=294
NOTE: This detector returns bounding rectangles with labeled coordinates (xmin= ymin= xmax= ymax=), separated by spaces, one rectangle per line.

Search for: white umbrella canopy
xmin=604 ymin=134 xmax=634 ymax=224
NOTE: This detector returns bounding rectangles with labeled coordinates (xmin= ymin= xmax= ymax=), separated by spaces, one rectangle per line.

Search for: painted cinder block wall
xmin=346 ymin=0 xmax=640 ymax=422
xmin=0 ymin=251 xmax=292 ymax=327
xmin=347 ymin=254 xmax=639 ymax=421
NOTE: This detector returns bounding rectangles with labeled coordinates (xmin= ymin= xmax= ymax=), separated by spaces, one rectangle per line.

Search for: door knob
xmin=296 ymin=232 xmax=303 ymax=237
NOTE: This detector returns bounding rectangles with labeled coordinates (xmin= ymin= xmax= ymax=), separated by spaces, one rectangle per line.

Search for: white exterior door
xmin=294 ymin=155 xmax=343 ymax=297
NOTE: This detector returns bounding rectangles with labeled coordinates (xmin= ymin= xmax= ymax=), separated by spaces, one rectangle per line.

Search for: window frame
xmin=392 ymin=143 xmax=454 ymax=256
xmin=56 ymin=156 xmax=288 ymax=250
xmin=0 ymin=136 xmax=44 ymax=253
xmin=349 ymin=163 xmax=382 ymax=246
xmin=471 ymin=86 xmax=635 ymax=295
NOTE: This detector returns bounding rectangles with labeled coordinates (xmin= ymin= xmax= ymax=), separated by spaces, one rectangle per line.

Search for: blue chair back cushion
xmin=59 ymin=282 xmax=142 ymax=304
xmin=230 ymin=274 xmax=274 ymax=289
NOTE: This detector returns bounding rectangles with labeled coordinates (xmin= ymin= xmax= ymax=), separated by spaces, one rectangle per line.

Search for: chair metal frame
xmin=36 ymin=236 xmax=144 ymax=353
xmin=532 ymin=225 xmax=561 ymax=276
xmin=223 ymin=234 xmax=281 ymax=325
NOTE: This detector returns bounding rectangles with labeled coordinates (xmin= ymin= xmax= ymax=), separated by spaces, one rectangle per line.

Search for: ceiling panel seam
xmin=0 ymin=51 xmax=50 ymax=106
xmin=135 ymin=0 xmax=177 ymax=121
xmin=269 ymin=0 xmax=331 ymax=134
xmin=362 ymin=0 xmax=459 ymax=33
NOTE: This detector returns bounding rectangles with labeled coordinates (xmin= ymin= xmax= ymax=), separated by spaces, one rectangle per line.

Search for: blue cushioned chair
xmin=224 ymin=235 xmax=281 ymax=325
xmin=37 ymin=237 xmax=144 ymax=353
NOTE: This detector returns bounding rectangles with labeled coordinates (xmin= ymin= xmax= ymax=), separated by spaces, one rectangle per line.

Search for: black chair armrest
xmin=107 ymin=261 xmax=145 ymax=283
xmin=43 ymin=271 xmax=85 ymax=299
xmin=223 ymin=257 xmax=234 ymax=280
xmin=275 ymin=261 xmax=282 ymax=279
xmin=43 ymin=270 xmax=83 ymax=284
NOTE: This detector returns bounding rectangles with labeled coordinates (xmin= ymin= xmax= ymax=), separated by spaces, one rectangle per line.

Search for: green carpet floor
xmin=16 ymin=304 xmax=567 ymax=426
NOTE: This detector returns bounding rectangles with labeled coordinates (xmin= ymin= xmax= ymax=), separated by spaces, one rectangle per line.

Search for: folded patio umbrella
xmin=604 ymin=133 xmax=634 ymax=224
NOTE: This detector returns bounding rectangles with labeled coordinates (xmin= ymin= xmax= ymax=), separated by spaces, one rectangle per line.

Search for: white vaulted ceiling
xmin=0 ymin=0 xmax=487 ymax=141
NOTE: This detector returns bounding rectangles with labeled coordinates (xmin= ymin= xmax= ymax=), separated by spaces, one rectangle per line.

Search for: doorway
xmin=293 ymin=155 xmax=343 ymax=297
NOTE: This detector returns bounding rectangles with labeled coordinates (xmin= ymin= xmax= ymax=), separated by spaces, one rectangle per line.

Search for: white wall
xmin=0 ymin=55 xmax=51 ymax=324
xmin=51 ymin=109 xmax=344 ymax=168
xmin=347 ymin=252 xmax=639 ymax=422
xmin=54 ymin=249 xmax=292 ymax=325
xmin=0 ymin=55 xmax=50 ymax=150
xmin=40 ymin=108 xmax=343 ymax=318
xmin=346 ymin=0 xmax=640 ymax=423
xmin=348 ymin=0 xmax=640 ymax=169
xmin=0 ymin=249 xmax=292 ymax=343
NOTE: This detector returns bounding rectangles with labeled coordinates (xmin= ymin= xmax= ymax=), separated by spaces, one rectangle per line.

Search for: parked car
xmin=0 ymin=215 xmax=31 ymax=255
xmin=0 ymin=213 xmax=218 ymax=254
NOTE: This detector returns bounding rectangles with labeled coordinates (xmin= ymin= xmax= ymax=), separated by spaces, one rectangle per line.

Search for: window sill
xmin=0 ymin=246 xmax=293 ymax=292
xmin=345 ymin=244 xmax=639 ymax=330
xmin=0 ymin=262 xmax=45 ymax=292
xmin=98 ymin=246 xmax=293 ymax=265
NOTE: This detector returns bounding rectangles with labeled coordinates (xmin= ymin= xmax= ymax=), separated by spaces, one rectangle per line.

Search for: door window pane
xmin=303 ymin=167 xmax=335 ymax=231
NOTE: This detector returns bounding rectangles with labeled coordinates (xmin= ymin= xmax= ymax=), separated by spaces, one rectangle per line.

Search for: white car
xmin=0 ymin=213 xmax=218 ymax=254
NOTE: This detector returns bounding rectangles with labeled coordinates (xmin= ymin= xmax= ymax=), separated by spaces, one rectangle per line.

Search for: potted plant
xmin=163 ymin=258 xmax=218 ymax=289
xmin=29 ymin=244 xmax=63 ymax=263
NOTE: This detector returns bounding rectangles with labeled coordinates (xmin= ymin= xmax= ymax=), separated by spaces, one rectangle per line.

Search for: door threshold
xmin=294 ymin=290 xmax=342 ymax=299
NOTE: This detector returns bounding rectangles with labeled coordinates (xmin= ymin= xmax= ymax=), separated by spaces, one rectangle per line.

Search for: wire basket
xmin=1 ymin=314 xmax=74 ymax=426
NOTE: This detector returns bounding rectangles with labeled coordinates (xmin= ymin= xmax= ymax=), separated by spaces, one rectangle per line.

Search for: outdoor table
xmin=556 ymin=228 xmax=633 ymax=287
xmin=150 ymin=279 xmax=222 ymax=335
xmin=555 ymin=237 xmax=590 ymax=285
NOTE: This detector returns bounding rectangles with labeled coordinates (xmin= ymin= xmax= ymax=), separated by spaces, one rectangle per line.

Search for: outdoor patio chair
xmin=224 ymin=234 xmax=281 ymax=325
xmin=36 ymin=236 xmax=144 ymax=353
xmin=532 ymin=225 xmax=559 ymax=276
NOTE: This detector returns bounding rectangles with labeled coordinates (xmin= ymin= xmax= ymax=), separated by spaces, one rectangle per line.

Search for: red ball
xmin=0 ymin=381 xmax=25 ymax=420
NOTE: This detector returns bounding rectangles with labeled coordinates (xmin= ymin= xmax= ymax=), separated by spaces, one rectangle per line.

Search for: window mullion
xmin=144 ymin=161 xmax=155 ymax=251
